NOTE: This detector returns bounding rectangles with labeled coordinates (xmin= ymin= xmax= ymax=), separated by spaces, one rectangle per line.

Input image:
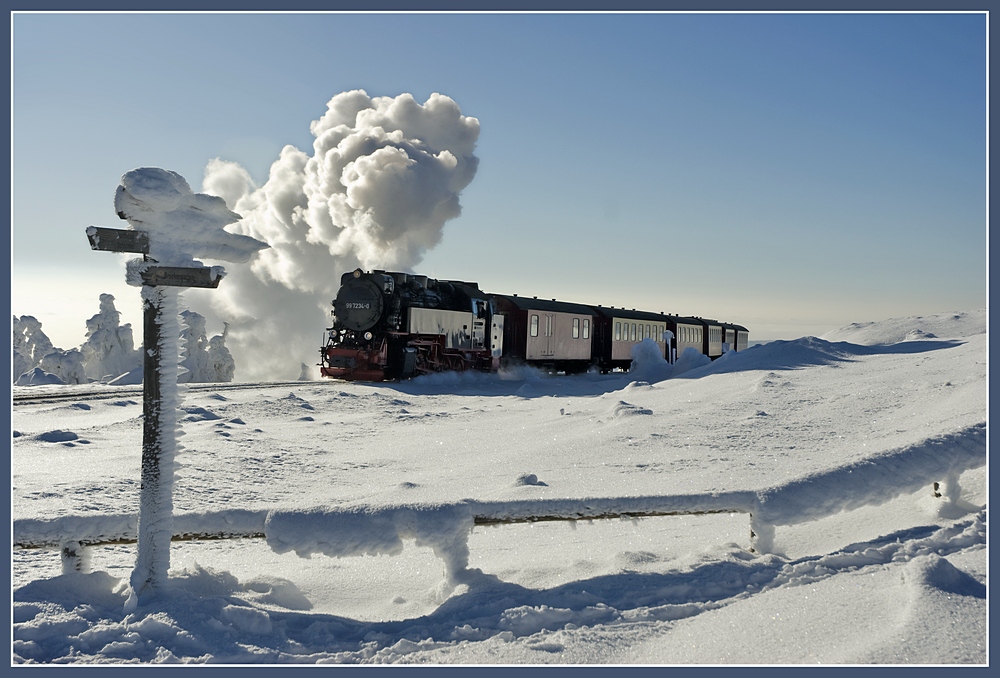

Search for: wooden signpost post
xmin=87 ymin=225 xmax=223 ymax=599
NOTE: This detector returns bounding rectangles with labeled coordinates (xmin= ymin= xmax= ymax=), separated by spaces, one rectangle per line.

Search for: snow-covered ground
xmin=11 ymin=310 xmax=987 ymax=664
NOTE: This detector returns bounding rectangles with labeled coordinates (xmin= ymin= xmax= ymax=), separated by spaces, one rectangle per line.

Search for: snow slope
xmin=821 ymin=308 xmax=986 ymax=346
xmin=10 ymin=311 xmax=988 ymax=664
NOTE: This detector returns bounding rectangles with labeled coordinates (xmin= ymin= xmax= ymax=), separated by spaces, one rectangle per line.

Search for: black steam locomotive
xmin=320 ymin=268 xmax=748 ymax=381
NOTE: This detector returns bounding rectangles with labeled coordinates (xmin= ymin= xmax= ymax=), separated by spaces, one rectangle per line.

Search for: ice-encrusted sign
xmin=88 ymin=167 xmax=268 ymax=286
xmin=87 ymin=168 xmax=268 ymax=606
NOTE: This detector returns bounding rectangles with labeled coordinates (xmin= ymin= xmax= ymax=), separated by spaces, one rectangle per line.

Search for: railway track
xmin=12 ymin=380 xmax=326 ymax=406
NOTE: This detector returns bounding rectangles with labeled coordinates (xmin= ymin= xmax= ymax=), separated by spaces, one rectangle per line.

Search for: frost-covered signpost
xmin=87 ymin=168 xmax=267 ymax=606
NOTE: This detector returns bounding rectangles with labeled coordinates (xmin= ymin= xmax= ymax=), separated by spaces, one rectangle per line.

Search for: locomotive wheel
xmin=411 ymin=341 xmax=441 ymax=374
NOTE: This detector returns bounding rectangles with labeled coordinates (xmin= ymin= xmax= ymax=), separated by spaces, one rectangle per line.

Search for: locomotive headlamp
xmin=364 ymin=331 xmax=373 ymax=340
xmin=353 ymin=269 xmax=362 ymax=278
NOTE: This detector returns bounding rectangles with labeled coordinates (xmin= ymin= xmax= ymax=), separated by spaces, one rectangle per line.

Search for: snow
xmin=820 ymin=308 xmax=986 ymax=346
xmin=113 ymin=167 xmax=268 ymax=269
xmin=14 ymin=367 xmax=66 ymax=387
xmin=11 ymin=311 xmax=988 ymax=664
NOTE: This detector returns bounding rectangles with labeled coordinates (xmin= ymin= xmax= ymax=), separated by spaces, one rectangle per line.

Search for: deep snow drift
xmin=11 ymin=310 xmax=987 ymax=664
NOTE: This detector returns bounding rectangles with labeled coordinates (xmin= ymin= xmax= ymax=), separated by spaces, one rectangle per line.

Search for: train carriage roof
xmin=592 ymin=307 xmax=682 ymax=323
xmin=684 ymin=317 xmax=723 ymax=329
xmin=494 ymin=295 xmax=597 ymax=316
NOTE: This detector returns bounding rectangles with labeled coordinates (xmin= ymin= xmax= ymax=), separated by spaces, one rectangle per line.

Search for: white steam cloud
xmin=192 ymin=90 xmax=480 ymax=380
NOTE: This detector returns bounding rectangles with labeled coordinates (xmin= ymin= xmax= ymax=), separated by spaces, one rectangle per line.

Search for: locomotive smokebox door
xmin=333 ymin=277 xmax=385 ymax=332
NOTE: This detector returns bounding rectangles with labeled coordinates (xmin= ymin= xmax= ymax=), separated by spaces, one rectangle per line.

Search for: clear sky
xmin=11 ymin=10 xmax=988 ymax=351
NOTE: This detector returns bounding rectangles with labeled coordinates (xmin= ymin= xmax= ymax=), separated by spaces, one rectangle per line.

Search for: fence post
xmin=749 ymin=513 xmax=775 ymax=554
xmin=60 ymin=541 xmax=88 ymax=574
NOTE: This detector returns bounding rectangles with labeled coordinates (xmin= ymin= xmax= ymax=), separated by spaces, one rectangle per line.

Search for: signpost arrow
xmin=141 ymin=266 xmax=222 ymax=289
xmin=86 ymin=226 xmax=149 ymax=254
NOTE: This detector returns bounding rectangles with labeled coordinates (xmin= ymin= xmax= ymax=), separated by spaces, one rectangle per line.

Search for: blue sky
xmin=11 ymin=11 xmax=987 ymax=348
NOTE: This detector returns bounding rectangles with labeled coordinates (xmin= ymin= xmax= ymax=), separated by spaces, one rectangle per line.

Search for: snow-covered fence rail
xmin=14 ymin=423 xmax=986 ymax=574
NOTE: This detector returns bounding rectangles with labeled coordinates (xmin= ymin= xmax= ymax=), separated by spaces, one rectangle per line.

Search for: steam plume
xmin=195 ymin=90 xmax=480 ymax=380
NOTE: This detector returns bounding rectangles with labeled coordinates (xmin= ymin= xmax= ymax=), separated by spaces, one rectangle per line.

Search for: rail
xmin=12 ymin=380 xmax=322 ymax=406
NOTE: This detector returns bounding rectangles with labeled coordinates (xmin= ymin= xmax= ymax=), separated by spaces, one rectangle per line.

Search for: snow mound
xmin=690 ymin=334 xmax=969 ymax=378
xmin=611 ymin=401 xmax=654 ymax=418
xmin=821 ymin=309 xmax=985 ymax=345
xmin=34 ymin=429 xmax=80 ymax=443
xmin=671 ymin=346 xmax=712 ymax=376
xmin=108 ymin=368 xmax=143 ymax=385
xmin=905 ymin=554 xmax=986 ymax=599
xmin=514 ymin=473 xmax=547 ymax=487
xmin=14 ymin=367 xmax=65 ymax=386
xmin=627 ymin=338 xmax=672 ymax=383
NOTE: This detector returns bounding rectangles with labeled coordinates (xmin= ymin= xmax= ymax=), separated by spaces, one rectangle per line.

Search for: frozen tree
xmin=12 ymin=315 xmax=55 ymax=382
xmin=12 ymin=351 xmax=32 ymax=384
xmin=12 ymin=319 xmax=32 ymax=383
xmin=37 ymin=348 xmax=88 ymax=385
xmin=81 ymin=294 xmax=142 ymax=381
xmin=179 ymin=310 xmax=211 ymax=384
xmin=11 ymin=315 xmax=86 ymax=385
xmin=206 ymin=323 xmax=235 ymax=382
xmin=179 ymin=310 xmax=235 ymax=383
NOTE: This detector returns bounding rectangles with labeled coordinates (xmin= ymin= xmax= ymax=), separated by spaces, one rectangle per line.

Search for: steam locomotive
xmin=320 ymin=268 xmax=749 ymax=381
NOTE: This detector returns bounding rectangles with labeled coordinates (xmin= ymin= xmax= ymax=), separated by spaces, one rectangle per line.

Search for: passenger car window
xmin=583 ymin=319 xmax=590 ymax=339
xmin=573 ymin=318 xmax=580 ymax=339
xmin=530 ymin=315 xmax=538 ymax=337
